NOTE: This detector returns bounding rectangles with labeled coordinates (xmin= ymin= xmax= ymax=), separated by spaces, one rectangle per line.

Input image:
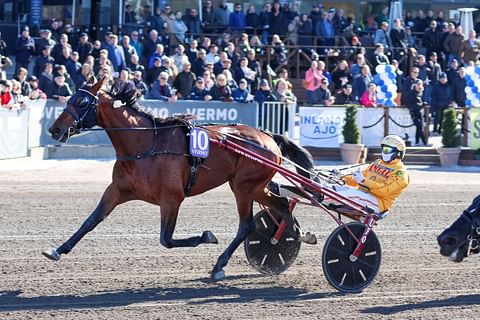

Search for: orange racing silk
xmin=343 ymin=159 xmax=410 ymax=212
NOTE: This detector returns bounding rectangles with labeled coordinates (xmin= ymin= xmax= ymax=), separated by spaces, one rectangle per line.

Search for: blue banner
xmin=31 ymin=0 xmax=43 ymax=26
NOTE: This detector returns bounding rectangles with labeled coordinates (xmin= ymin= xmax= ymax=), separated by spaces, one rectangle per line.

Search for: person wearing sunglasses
xmin=268 ymin=135 xmax=409 ymax=214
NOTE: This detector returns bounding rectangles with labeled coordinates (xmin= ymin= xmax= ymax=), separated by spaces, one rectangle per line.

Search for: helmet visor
xmin=381 ymin=145 xmax=396 ymax=154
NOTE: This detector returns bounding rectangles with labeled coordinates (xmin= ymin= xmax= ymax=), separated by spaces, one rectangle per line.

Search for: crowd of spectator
xmin=0 ymin=1 xmax=479 ymax=145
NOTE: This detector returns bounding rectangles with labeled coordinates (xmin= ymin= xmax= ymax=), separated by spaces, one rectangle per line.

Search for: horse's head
xmin=438 ymin=195 xmax=480 ymax=262
xmin=49 ymin=76 xmax=106 ymax=142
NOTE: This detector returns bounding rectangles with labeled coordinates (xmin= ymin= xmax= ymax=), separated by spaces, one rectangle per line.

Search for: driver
xmin=269 ymin=135 xmax=410 ymax=213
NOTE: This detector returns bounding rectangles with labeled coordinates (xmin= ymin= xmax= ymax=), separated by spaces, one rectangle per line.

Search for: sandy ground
xmin=1 ymin=159 xmax=480 ymax=319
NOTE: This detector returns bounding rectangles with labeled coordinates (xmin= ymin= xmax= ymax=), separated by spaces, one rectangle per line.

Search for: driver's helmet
xmin=380 ymin=135 xmax=406 ymax=162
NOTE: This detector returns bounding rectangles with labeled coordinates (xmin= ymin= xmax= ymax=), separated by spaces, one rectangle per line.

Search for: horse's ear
xmin=90 ymin=76 xmax=107 ymax=94
xmin=86 ymin=76 xmax=96 ymax=85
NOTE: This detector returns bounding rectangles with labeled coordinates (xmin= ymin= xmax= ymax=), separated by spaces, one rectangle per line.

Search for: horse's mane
xmin=108 ymin=80 xmax=196 ymax=126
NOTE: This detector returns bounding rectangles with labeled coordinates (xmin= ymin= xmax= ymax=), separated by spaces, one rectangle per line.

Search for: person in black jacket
xmin=334 ymin=84 xmax=355 ymax=105
xmin=14 ymin=26 xmax=35 ymax=71
xmin=187 ymin=78 xmax=211 ymax=101
xmin=405 ymin=79 xmax=428 ymax=146
xmin=451 ymin=67 xmax=466 ymax=108
xmin=173 ymin=62 xmax=196 ymax=99
xmin=430 ymin=73 xmax=453 ymax=133
xmin=209 ymin=74 xmax=233 ymax=101
xmin=51 ymin=72 xmax=73 ymax=103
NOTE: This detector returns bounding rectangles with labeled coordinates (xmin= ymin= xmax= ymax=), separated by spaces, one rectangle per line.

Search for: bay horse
xmin=438 ymin=195 xmax=480 ymax=262
xmin=43 ymin=77 xmax=315 ymax=280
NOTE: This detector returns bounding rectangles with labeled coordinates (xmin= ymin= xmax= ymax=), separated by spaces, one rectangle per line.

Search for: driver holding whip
xmin=269 ymin=135 xmax=410 ymax=213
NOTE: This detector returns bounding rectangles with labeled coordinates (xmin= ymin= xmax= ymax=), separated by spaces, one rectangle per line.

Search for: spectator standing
xmin=287 ymin=16 xmax=301 ymax=45
xmin=246 ymin=5 xmax=259 ymax=34
xmin=173 ymin=61 xmax=196 ymax=99
xmin=201 ymin=0 xmax=215 ymax=33
xmin=404 ymin=10 xmax=415 ymax=30
xmin=443 ymin=25 xmax=463 ymax=65
xmin=142 ymin=29 xmax=162 ymax=67
xmin=375 ymin=6 xmax=389 ymax=26
xmin=304 ymin=60 xmax=322 ymax=104
xmin=460 ymin=30 xmax=480 ymax=65
xmin=121 ymin=36 xmax=136 ymax=68
xmin=423 ymin=20 xmax=442 ymax=61
xmin=272 ymin=78 xmax=296 ymax=103
xmin=452 ymin=67 xmax=467 ymax=108
xmin=91 ymin=40 xmax=102 ymax=60
xmin=214 ymin=52 xmax=229 ymax=76
xmin=259 ymin=3 xmax=272 ymax=44
xmin=107 ymin=35 xmax=126 ymax=73
xmin=206 ymin=45 xmax=220 ymax=65
xmin=0 ymin=80 xmax=12 ymax=108
xmin=124 ymin=4 xmax=136 ymax=23
xmin=28 ymin=76 xmax=47 ymax=100
xmin=213 ymin=0 xmax=230 ymax=33
xmin=223 ymin=69 xmax=238 ymax=90
xmin=185 ymin=8 xmax=202 ymax=38
xmin=402 ymin=67 xmax=420 ymax=100
xmin=63 ymin=24 xmax=78 ymax=50
xmin=66 ymin=51 xmax=82 ymax=84
xmin=373 ymin=22 xmax=392 ymax=56
xmin=298 ymin=14 xmax=313 ymax=50
xmin=75 ymin=63 xmax=95 ymax=89
xmin=230 ymin=3 xmax=246 ymax=35
xmin=171 ymin=11 xmax=188 ymax=47
xmin=404 ymin=79 xmax=427 ymax=146
xmin=308 ymin=4 xmax=322 ymax=29
xmin=413 ymin=10 xmax=427 ymax=33
xmin=430 ymin=72 xmax=453 ymax=133
xmin=333 ymin=8 xmax=349 ymax=36
xmin=235 ymin=57 xmax=255 ymax=88
xmin=148 ymin=44 xmax=165 ymax=68
xmin=269 ymin=2 xmax=285 ymax=36
xmin=186 ymin=39 xmax=199 ymax=63
xmin=446 ymin=59 xmax=459 ymax=84
xmin=315 ymin=10 xmax=335 ymax=51
xmin=203 ymin=70 xmax=215 ymax=90
xmin=225 ymin=42 xmax=239 ymax=68
xmin=14 ymin=26 xmax=35 ymax=72
xmin=390 ymin=18 xmax=407 ymax=62
xmin=149 ymin=7 xmax=167 ymax=33
xmin=0 ymin=55 xmax=12 ymax=81
xmin=148 ymin=72 xmax=177 ymax=101
xmin=129 ymin=31 xmax=142 ymax=58
xmin=146 ymin=57 xmax=162 ymax=87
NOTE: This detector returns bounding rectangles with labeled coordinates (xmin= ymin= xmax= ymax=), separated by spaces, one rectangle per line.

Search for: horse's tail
xmin=273 ymin=134 xmax=316 ymax=180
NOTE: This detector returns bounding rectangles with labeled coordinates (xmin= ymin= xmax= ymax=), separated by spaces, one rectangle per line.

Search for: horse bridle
xmin=461 ymin=208 xmax=480 ymax=255
xmin=63 ymin=88 xmax=99 ymax=136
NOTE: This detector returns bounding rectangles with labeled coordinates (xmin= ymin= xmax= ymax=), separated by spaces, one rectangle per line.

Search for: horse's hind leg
xmin=211 ymin=194 xmax=255 ymax=280
xmin=42 ymin=183 xmax=127 ymax=261
xmin=159 ymin=199 xmax=218 ymax=248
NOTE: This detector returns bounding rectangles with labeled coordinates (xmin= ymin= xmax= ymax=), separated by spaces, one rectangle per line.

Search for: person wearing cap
xmin=14 ymin=26 xmax=35 ymax=71
xmin=51 ymin=71 xmax=72 ymax=102
xmin=173 ymin=61 xmax=196 ymax=99
xmin=77 ymin=33 xmax=92 ymax=64
xmin=33 ymin=44 xmax=55 ymax=78
xmin=335 ymin=83 xmax=355 ymax=105
xmin=187 ymin=77 xmax=211 ymax=101
xmin=255 ymin=79 xmax=274 ymax=106
xmin=404 ymin=79 xmax=428 ymax=146
xmin=146 ymin=56 xmax=163 ymax=87
xmin=232 ymin=78 xmax=252 ymax=103
xmin=430 ymin=72 xmax=453 ymax=134
xmin=66 ymin=51 xmax=82 ymax=84
xmin=313 ymin=77 xmax=333 ymax=105
xmin=36 ymin=29 xmax=57 ymax=56
xmin=27 ymin=75 xmax=47 ymax=100
xmin=38 ymin=62 xmax=55 ymax=97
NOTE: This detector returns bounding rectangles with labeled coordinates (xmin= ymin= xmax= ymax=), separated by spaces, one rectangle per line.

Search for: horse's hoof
xmin=42 ymin=249 xmax=61 ymax=261
xmin=202 ymin=231 xmax=218 ymax=244
xmin=211 ymin=270 xmax=225 ymax=281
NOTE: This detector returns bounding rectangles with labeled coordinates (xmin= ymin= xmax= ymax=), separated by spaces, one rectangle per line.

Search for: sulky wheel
xmin=322 ymin=222 xmax=382 ymax=293
xmin=244 ymin=208 xmax=301 ymax=275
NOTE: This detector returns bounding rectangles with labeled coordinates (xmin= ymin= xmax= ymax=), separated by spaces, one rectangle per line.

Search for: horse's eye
xmin=78 ymin=97 xmax=90 ymax=108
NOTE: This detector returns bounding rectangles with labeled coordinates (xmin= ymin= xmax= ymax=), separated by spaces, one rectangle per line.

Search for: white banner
xmin=300 ymin=107 xmax=348 ymax=147
xmin=361 ymin=108 xmax=384 ymax=146
xmin=388 ymin=108 xmax=417 ymax=145
xmin=0 ymin=109 xmax=29 ymax=159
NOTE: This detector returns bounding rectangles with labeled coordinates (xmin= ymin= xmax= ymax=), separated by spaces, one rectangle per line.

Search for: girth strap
xmin=184 ymin=156 xmax=201 ymax=196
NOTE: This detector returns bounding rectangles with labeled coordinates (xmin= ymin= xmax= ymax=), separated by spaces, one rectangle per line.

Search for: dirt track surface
xmin=1 ymin=160 xmax=480 ymax=319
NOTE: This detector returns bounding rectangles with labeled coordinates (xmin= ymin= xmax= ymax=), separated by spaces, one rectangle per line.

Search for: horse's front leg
xmin=42 ymin=183 xmax=128 ymax=261
xmin=159 ymin=200 xmax=218 ymax=248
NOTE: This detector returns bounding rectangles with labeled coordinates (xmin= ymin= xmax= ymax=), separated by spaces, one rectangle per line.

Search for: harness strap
xmin=184 ymin=157 xmax=201 ymax=196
